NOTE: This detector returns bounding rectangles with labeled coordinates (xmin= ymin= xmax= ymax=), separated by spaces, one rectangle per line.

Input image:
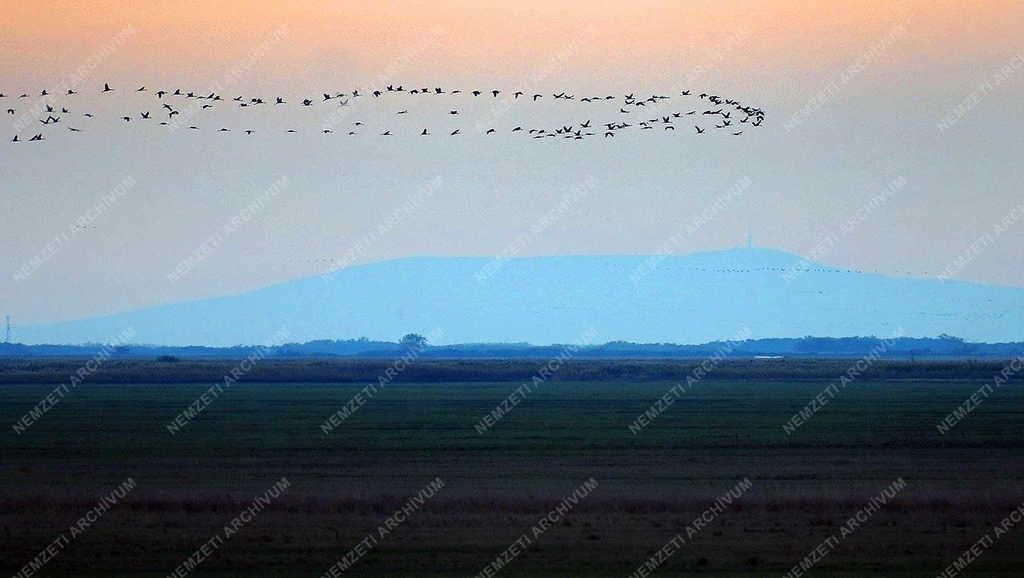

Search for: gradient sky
xmin=2 ymin=0 xmax=1023 ymax=326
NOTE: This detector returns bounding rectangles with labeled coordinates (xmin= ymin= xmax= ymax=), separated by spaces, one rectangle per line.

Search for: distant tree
xmin=156 ymin=355 xmax=180 ymax=363
xmin=400 ymin=333 xmax=428 ymax=349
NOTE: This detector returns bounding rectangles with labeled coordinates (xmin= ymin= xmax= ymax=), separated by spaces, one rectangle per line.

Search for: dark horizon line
xmin=2 ymin=334 xmax=1022 ymax=360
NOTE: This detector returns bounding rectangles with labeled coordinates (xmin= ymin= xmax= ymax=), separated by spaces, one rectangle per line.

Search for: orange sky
xmin=3 ymin=0 xmax=1021 ymax=90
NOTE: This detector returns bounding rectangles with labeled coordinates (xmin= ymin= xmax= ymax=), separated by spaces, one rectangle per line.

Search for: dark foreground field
xmin=1 ymin=361 xmax=1023 ymax=577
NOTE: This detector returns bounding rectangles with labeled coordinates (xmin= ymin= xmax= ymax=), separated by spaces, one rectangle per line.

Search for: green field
xmin=2 ymin=377 xmax=1023 ymax=577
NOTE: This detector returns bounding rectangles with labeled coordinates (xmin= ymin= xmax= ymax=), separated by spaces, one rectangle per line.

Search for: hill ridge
xmin=16 ymin=249 xmax=1024 ymax=346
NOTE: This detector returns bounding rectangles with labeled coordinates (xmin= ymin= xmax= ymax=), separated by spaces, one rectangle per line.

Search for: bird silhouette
xmin=11 ymin=82 xmax=764 ymax=144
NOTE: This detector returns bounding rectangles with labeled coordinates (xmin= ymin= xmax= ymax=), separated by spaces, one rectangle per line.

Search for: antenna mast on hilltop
xmin=4 ymin=316 xmax=10 ymax=343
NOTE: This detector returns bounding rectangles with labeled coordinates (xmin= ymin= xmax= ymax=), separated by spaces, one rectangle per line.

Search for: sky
xmin=2 ymin=0 xmax=1023 ymax=327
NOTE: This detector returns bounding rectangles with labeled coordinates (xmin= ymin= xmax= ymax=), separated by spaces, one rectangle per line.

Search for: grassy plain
xmin=1 ymin=367 xmax=1022 ymax=576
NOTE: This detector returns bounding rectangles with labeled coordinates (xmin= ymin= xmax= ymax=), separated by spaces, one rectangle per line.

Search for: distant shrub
xmin=400 ymin=333 xmax=428 ymax=348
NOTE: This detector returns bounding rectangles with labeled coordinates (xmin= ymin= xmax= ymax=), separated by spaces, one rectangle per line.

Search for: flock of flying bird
xmin=5 ymin=83 xmax=765 ymax=142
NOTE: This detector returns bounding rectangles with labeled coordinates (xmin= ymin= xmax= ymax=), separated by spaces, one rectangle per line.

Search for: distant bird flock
xmin=6 ymin=83 xmax=765 ymax=143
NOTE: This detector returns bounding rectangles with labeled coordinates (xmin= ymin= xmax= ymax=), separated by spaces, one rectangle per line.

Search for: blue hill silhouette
xmin=15 ymin=248 xmax=1024 ymax=346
